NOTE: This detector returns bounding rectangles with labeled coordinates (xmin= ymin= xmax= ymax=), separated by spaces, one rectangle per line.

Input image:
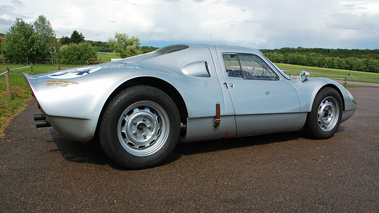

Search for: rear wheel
xmin=304 ymin=87 xmax=342 ymax=139
xmin=100 ymin=86 xmax=180 ymax=169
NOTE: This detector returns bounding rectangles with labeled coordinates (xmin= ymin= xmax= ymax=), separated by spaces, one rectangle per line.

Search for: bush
xmin=108 ymin=33 xmax=142 ymax=58
xmin=59 ymin=42 xmax=97 ymax=64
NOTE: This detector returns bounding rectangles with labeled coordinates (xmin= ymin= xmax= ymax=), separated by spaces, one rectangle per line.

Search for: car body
xmin=24 ymin=44 xmax=357 ymax=169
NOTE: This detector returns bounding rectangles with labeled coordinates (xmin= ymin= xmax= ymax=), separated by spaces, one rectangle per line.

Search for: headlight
xmin=346 ymin=89 xmax=357 ymax=104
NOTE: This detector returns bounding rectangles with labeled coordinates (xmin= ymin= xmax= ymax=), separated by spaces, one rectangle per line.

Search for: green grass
xmin=96 ymin=52 xmax=121 ymax=63
xmin=1 ymin=60 xmax=378 ymax=137
xmin=0 ymin=64 xmax=81 ymax=137
xmin=277 ymin=63 xmax=379 ymax=84
xmin=340 ymin=84 xmax=359 ymax=88
xmin=0 ymin=52 xmax=122 ymax=137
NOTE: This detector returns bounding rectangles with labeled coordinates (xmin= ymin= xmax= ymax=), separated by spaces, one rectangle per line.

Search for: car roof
xmin=116 ymin=44 xmax=262 ymax=64
xmin=179 ymin=44 xmax=261 ymax=54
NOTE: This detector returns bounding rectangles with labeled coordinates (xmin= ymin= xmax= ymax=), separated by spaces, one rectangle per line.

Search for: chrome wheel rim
xmin=317 ymin=96 xmax=339 ymax=132
xmin=117 ymin=101 xmax=170 ymax=157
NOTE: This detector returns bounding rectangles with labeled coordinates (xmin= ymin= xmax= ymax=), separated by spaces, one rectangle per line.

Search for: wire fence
xmin=280 ymin=67 xmax=376 ymax=84
xmin=0 ymin=69 xmax=8 ymax=76
xmin=2 ymin=65 xmax=33 ymax=100
xmin=0 ymin=65 xmax=33 ymax=75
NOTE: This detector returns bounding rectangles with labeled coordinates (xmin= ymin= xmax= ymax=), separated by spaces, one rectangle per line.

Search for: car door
xmin=221 ymin=53 xmax=301 ymax=136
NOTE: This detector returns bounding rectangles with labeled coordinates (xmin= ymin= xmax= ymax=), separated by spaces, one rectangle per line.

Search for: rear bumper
xmin=45 ymin=114 xmax=95 ymax=142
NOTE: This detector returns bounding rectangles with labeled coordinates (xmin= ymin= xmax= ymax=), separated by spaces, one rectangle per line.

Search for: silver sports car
xmin=24 ymin=44 xmax=357 ymax=169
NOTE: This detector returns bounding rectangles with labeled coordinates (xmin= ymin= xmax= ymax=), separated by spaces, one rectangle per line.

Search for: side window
xmin=223 ymin=54 xmax=242 ymax=78
xmin=223 ymin=53 xmax=279 ymax=80
xmin=238 ymin=54 xmax=279 ymax=80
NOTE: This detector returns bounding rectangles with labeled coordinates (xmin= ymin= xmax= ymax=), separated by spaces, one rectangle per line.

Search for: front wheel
xmin=100 ymin=86 xmax=181 ymax=169
xmin=304 ymin=87 xmax=343 ymax=139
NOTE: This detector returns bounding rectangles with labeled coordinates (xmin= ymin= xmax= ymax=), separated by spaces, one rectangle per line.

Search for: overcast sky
xmin=1 ymin=0 xmax=378 ymax=49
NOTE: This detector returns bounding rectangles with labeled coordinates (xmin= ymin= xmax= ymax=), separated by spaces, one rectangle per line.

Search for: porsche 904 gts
xmin=24 ymin=44 xmax=357 ymax=169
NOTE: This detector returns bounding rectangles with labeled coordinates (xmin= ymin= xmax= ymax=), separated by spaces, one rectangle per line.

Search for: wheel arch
xmin=96 ymin=77 xmax=188 ymax=139
xmin=303 ymin=84 xmax=344 ymax=139
xmin=316 ymin=84 xmax=345 ymax=111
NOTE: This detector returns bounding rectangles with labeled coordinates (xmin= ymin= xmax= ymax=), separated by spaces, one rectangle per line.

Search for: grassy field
xmin=0 ymin=64 xmax=82 ymax=138
xmin=96 ymin=52 xmax=120 ymax=63
xmin=1 ymin=58 xmax=378 ymax=137
xmin=0 ymin=52 xmax=122 ymax=137
xmin=277 ymin=63 xmax=379 ymax=84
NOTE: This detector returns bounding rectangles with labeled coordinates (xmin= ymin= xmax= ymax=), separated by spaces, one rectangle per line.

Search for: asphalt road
xmin=1 ymin=87 xmax=378 ymax=212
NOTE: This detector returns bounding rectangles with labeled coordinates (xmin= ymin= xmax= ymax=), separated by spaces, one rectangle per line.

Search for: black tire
xmin=100 ymin=85 xmax=181 ymax=169
xmin=304 ymin=87 xmax=343 ymax=139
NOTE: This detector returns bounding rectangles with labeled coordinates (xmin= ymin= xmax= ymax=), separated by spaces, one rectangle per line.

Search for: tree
xmin=59 ymin=36 xmax=70 ymax=45
xmin=33 ymin=15 xmax=59 ymax=62
xmin=108 ymin=33 xmax=142 ymax=58
xmin=0 ymin=33 xmax=4 ymax=54
xmin=59 ymin=42 xmax=97 ymax=64
xmin=2 ymin=18 xmax=34 ymax=63
xmin=322 ymin=57 xmax=333 ymax=68
xmin=364 ymin=59 xmax=379 ymax=73
xmin=2 ymin=16 xmax=59 ymax=63
xmin=59 ymin=30 xmax=85 ymax=45
xmin=141 ymin=46 xmax=159 ymax=53
xmin=332 ymin=57 xmax=347 ymax=70
xmin=346 ymin=57 xmax=364 ymax=71
xmin=86 ymin=40 xmax=112 ymax=52
xmin=70 ymin=30 xmax=85 ymax=44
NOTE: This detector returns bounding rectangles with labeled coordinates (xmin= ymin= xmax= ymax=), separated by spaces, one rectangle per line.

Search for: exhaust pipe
xmin=34 ymin=114 xmax=51 ymax=128
xmin=36 ymin=120 xmax=51 ymax=128
xmin=34 ymin=114 xmax=45 ymax=121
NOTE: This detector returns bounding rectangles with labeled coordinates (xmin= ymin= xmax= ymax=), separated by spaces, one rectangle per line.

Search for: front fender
xmin=290 ymin=77 xmax=357 ymax=113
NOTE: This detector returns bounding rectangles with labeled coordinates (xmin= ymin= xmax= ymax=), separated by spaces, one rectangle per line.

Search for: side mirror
xmin=300 ymin=71 xmax=310 ymax=82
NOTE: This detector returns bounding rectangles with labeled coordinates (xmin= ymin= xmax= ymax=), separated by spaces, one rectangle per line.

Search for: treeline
xmin=1 ymin=15 xmax=159 ymax=65
xmin=261 ymin=47 xmax=379 ymax=73
xmin=59 ymin=31 xmax=157 ymax=53
xmin=86 ymin=40 xmax=158 ymax=53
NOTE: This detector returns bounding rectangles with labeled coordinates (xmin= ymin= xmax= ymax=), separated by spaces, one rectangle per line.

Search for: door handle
xmin=223 ymin=82 xmax=234 ymax=89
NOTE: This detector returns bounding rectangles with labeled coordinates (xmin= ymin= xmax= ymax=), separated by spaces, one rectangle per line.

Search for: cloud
xmin=11 ymin=0 xmax=23 ymax=7
xmin=0 ymin=0 xmax=378 ymax=49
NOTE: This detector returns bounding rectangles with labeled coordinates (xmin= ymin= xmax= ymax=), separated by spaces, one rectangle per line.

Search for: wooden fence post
xmin=4 ymin=66 xmax=13 ymax=100
xmin=31 ymin=64 xmax=34 ymax=75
